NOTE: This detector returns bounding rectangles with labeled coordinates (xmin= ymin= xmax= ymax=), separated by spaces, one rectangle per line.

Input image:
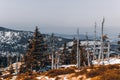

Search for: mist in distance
xmin=0 ymin=0 xmax=120 ymax=39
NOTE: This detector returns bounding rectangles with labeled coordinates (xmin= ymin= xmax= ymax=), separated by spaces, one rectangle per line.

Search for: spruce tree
xmin=62 ymin=42 xmax=67 ymax=64
xmin=70 ymin=38 xmax=77 ymax=64
xmin=25 ymin=26 xmax=47 ymax=71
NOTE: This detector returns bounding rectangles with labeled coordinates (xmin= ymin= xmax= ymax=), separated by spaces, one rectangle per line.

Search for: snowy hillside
xmin=0 ymin=27 xmax=72 ymax=56
xmin=0 ymin=27 xmax=33 ymax=56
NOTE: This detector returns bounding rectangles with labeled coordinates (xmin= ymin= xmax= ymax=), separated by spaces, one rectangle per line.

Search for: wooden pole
xmin=93 ymin=22 xmax=97 ymax=60
xmin=77 ymin=28 xmax=80 ymax=68
xmin=101 ymin=17 xmax=105 ymax=65
xmin=86 ymin=32 xmax=90 ymax=66
xmin=51 ymin=33 xmax=54 ymax=69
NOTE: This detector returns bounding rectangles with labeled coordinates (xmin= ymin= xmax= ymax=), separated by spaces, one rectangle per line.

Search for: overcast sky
xmin=0 ymin=0 xmax=120 ymax=37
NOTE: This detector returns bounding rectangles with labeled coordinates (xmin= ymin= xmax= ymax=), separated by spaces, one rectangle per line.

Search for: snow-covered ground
xmin=93 ymin=58 xmax=120 ymax=65
xmin=59 ymin=58 xmax=120 ymax=68
xmin=36 ymin=76 xmax=55 ymax=80
xmin=59 ymin=64 xmax=76 ymax=68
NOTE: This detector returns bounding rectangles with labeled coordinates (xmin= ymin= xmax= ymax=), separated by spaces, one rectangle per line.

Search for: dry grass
xmin=100 ymin=70 xmax=120 ymax=80
xmin=73 ymin=68 xmax=87 ymax=77
xmin=45 ymin=67 xmax=75 ymax=77
xmin=55 ymin=76 xmax=62 ymax=80
xmin=86 ymin=64 xmax=120 ymax=80
xmin=16 ymin=72 xmax=38 ymax=80
xmin=68 ymin=64 xmax=120 ymax=80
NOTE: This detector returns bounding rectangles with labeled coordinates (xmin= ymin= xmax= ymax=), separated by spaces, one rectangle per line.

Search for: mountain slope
xmin=0 ymin=27 xmax=72 ymax=56
xmin=0 ymin=27 xmax=33 ymax=56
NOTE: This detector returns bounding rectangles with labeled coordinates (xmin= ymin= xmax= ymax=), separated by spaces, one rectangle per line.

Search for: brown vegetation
xmin=66 ymin=64 xmax=120 ymax=80
xmin=1 ymin=64 xmax=120 ymax=80
xmin=16 ymin=72 xmax=38 ymax=80
xmin=86 ymin=64 xmax=120 ymax=80
xmin=45 ymin=67 xmax=75 ymax=77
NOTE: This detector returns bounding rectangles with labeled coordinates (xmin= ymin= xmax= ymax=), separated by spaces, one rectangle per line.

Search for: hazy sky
xmin=0 ymin=0 xmax=120 ymax=36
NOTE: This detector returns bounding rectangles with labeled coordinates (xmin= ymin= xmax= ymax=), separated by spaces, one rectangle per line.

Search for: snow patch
xmin=67 ymin=41 xmax=74 ymax=47
xmin=5 ymin=31 xmax=11 ymax=37
xmin=93 ymin=58 xmax=120 ymax=65
xmin=59 ymin=64 xmax=76 ymax=68
xmin=36 ymin=76 xmax=55 ymax=80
